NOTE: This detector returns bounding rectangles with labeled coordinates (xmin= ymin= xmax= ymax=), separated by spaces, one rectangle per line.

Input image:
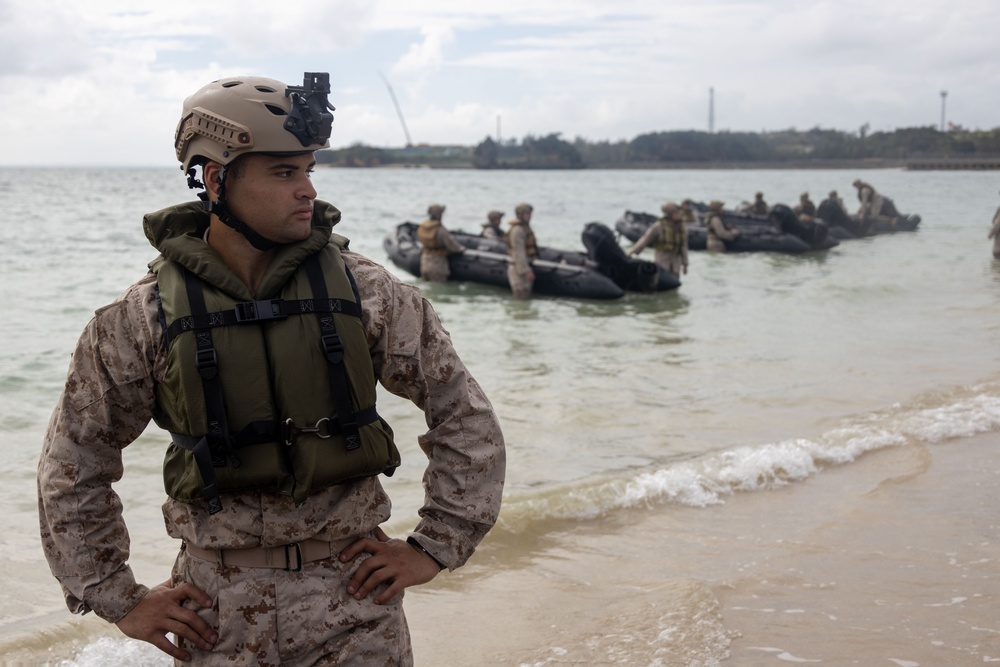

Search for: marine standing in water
xmin=417 ymin=203 xmax=464 ymax=282
xmin=481 ymin=210 xmax=505 ymax=240
xmin=989 ymin=193 xmax=1000 ymax=259
xmin=36 ymin=71 xmax=505 ymax=666
xmin=505 ymin=203 xmax=538 ymax=299
xmin=705 ymin=200 xmax=741 ymax=252
xmin=680 ymin=199 xmax=700 ymax=225
xmin=626 ymin=201 xmax=689 ymax=279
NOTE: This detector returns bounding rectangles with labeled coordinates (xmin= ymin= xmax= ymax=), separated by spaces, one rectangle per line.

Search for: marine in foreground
xmin=36 ymin=72 xmax=505 ymax=665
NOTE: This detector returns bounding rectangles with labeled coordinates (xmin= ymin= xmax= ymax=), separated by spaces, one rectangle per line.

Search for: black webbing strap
xmin=165 ymin=296 xmax=362 ymax=341
xmin=182 ymin=269 xmax=240 ymax=514
xmin=228 ymin=406 xmax=379 ymax=448
xmin=170 ymin=435 xmax=222 ymax=515
xmin=304 ymin=255 xmax=362 ymax=451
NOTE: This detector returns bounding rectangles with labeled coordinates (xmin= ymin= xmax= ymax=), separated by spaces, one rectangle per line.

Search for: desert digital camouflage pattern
xmin=38 ymin=248 xmax=505 ymax=659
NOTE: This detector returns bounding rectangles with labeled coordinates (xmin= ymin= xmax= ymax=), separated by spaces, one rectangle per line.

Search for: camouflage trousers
xmin=652 ymin=250 xmax=684 ymax=278
xmin=419 ymin=253 xmax=450 ymax=283
xmin=172 ymin=544 xmax=412 ymax=666
xmin=506 ymin=266 xmax=534 ymax=299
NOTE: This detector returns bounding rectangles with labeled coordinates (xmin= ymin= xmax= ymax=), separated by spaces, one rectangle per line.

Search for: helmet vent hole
xmin=255 ymin=85 xmax=278 ymax=94
xmin=221 ymin=80 xmax=242 ymax=88
xmin=264 ymin=104 xmax=288 ymax=116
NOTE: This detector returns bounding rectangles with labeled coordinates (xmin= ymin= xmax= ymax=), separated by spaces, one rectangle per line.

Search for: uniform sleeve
xmin=37 ymin=277 xmax=160 ymax=622
xmin=348 ymin=254 xmax=505 ymax=570
xmin=710 ymin=216 xmax=739 ymax=241
xmin=440 ymin=227 xmax=465 ymax=254
xmin=630 ymin=222 xmax=661 ymax=254
xmin=679 ymin=224 xmax=689 ymax=264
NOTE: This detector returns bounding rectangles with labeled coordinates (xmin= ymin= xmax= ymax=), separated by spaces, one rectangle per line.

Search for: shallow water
xmin=2 ymin=166 xmax=999 ymax=665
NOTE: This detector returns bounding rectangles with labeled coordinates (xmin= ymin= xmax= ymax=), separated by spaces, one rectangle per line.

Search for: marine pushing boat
xmin=616 ymin=203 xmax=838 ymax=254
xmin=383 ymin=221 xmax=680 ymax=300
xmin=816 ymin=197 xmax=921 ymax=239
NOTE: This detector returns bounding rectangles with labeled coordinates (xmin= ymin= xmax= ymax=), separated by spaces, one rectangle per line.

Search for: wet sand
xmin=407 ymin=434 xmax=1000 ymax=665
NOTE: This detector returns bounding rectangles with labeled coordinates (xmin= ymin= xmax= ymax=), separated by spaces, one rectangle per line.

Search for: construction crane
xmin=378 ymin=71 xmax=413 ymax=147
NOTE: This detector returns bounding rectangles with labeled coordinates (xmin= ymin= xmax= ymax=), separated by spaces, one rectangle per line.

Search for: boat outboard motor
xmin=582 ymin=222 xmax=660 ymax=292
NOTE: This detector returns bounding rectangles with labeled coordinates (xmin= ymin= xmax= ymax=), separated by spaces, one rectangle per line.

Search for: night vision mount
xmin=284 ymin=72 xmax=335 ymax=147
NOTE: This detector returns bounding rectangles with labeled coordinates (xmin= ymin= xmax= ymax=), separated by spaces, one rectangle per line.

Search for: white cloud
xmin=0 ymin=0 xmax=998 ymax=165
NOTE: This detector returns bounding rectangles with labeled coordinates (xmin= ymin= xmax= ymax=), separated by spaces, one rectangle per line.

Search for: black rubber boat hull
xmin=615 ymin=208 xmax=833 ymax=254
xmin=383 ymin=222 xmax=626 ymax=300
xmin=817 ymin=198 xmax=921 ymax=238
xmin=447 ymin=223 xmax=679 ymax=293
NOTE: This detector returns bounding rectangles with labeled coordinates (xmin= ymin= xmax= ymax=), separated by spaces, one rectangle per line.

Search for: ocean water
xmin=1 ymin=166 xmax=999 ymax=665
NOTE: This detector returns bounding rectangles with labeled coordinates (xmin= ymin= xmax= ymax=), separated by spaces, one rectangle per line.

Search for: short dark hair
xmin=225 ymin=154 xmax=250 ymax=181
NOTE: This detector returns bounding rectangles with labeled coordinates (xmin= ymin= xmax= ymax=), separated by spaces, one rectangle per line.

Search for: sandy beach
xmin=406 ymin=433 xmax=1000 ymax=666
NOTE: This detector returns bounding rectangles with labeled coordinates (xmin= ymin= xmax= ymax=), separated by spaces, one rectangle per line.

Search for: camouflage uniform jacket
xmin=37 ymin=246 xmax=506 ymax=624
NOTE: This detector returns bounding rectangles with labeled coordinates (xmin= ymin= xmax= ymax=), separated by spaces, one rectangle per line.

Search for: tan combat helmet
xmin=514 ymin=203 xmax=533 ymax=218
xmin=488 ymin=210 xmax=504 ymax=221
xmin=427 ymin=204 xmax=446 ymax=219
xmin=708 ymin=200 xmax=725 ymax=211
xmin=173 ymin=72 xmax=335 ymax=251
xmin=660 ymin=201 xmax=680 ymax=215
xmin=175 ymin=72 xmax=334 ymax=173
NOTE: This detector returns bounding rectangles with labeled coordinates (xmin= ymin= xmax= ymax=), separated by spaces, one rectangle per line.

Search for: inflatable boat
xmin=615 ymin=203 xmax=838 ymax=254
xmin=383 ymin=222 xmax=680 ymax=299
xmin=384 ymin=222 xmax=627 ymax=300
xmin=816 ymin=198 xmax=921 ymax=239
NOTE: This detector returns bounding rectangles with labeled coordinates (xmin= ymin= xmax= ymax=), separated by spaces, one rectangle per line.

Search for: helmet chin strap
xmin=202 ymin=165 xmax=280 ymax=252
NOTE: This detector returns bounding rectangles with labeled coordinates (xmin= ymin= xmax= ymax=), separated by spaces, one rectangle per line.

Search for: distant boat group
xmin=383 ymin=186 xmax=921 ymax=300
xmin=617 ymin=193 xmax=921 ymax=254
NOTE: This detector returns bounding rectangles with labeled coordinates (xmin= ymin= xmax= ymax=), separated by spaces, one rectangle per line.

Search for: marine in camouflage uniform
xmin=679 ymin=199 xmax=700 ymax=225
xmin=504 ymin=203 xmax=537 ymax=299
xmin=705 ymin=200 xmax=741 ymax=253
xmin=828 ymin=189 xmax=847 ymax=213
xmin=37 ymin=73 xmax=505 ymax=667
xmin=853 ymin=178 xmax=885 ymax=222
xmin=794 ymin=192 xmax=817 ymax=222
xmin=417 ymin=203 xmax=464 ymax=282
xmin=480 ymin=210 xmax=505 ymax=240
xmin=749 ymin=192 xmax=768 ymax=215
xmin=989 ymin=196 xmax=1000 ymax=259
xmin=626 ymin=201 xmax=689 ymax=278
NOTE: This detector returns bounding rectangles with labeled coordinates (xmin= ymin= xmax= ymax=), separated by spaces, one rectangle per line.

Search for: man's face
xmin=224 ymin=152 xmax=318 ymax=245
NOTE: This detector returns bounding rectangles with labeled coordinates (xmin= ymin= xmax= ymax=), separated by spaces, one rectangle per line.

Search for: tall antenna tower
xmin=708 ymin=87 xmax=715 ymax=133
xmin=378 ymin=71 xmax=413 ymax=147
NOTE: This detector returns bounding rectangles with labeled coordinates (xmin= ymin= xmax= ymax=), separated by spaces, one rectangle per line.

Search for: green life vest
xmin=145 ymin=201 xmax=400 ymax=513
xmin=654 ymin=217 xmax=685 ymax=253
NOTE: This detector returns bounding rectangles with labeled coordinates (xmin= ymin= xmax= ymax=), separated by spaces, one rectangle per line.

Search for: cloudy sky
xmin=2 ymin=0 xmax=998 ymax=166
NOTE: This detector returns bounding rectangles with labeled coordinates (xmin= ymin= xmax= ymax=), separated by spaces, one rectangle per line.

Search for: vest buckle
xmin=234 ymin=299 xmax=285 ymax=322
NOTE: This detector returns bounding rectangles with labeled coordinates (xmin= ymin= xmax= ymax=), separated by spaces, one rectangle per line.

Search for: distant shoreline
xmin=319 ymin=157 xmax=1000 ymax=171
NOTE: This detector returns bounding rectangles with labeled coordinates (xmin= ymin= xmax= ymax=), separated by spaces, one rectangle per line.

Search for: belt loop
xmin=286 ymin=543 xmax=303 ymax=572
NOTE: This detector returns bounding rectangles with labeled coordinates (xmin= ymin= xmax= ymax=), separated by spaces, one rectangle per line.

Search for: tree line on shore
xmin=315 ymin=125 xmax=1000 ymax=169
